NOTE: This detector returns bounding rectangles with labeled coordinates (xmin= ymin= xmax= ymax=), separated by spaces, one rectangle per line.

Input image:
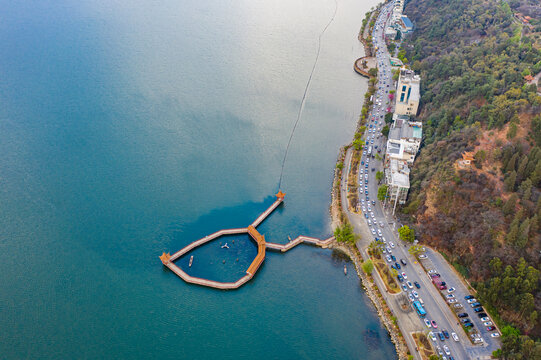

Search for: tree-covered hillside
xmin=396 ymin=0 xmax=541 ymax=357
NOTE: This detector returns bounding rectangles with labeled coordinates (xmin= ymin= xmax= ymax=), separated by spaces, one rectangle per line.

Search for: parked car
xmin=407 ymin=281 xmax=413 ymax=289
xmin=412 ymin=290 xmax=419 ymax=298
xmin=487 ymin=326 xmax=496 ymax=331
xmin=467 ymin=298 xmax=477 ymax=304
xmin=465 ymin=295 xmax=474 ymax=300
xmin=429 ymin=331 xmax=436 ymax=341
xmin=414 ymin=281 xmax=420 ymax=289
xmin=483 ymin=321 xmax=493 ymax=326
xmin=431 ymin=320 xmax=438 ymax=328
xmin=447 ymin=287 xmax=456 ymax=293
xmin=395 ymin=262 xmax=401 ymax=269
xmin=400 ymin=259 xmax=407 ymax=266
xmin=458 ymin=313 xmax=469 ymax=318
xmin=474 ymin=307 xmax=484 ymax=313
xmin=451 ymin=332 xmax=459 ymax=342
xmin=446 ymin=294 xmax=455 ymax=299
xmin=401 ymin=272 xmax=407 ymax=279
xmin=401 ymin=284 xmax=407 ymax=292
xmin=491 ymin=333 xmax=500 ymax=338
xmin=438 ymin=332 xmax=444 ymax=341
xmin=480 ymin=317 xmax=490 ymax=322
xmin=442 ymin=330 xmax=449 ymax=339
xmin=471 ymin=302 xmax=481 ymax=307
xmin=424 ymin=319 xmax=431 ymax=328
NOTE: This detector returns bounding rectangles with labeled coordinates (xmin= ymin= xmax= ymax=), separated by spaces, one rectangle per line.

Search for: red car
xmin=431 ymin=320 xmax=438 ymax=328
xmin=487 ymin=326 xmax=496 ymax=331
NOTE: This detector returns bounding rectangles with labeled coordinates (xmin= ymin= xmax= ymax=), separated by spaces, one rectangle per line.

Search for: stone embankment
xmin=330 ymin=241 xmax=409 ymax=360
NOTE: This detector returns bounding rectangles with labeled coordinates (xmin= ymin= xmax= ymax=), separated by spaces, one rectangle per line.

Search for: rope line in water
xmin=278 ymin=0 xmax=338 ymax=190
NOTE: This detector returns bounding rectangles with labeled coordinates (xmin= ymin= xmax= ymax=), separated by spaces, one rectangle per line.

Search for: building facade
xmin=395 ymin=67 xmax=421 ymax=116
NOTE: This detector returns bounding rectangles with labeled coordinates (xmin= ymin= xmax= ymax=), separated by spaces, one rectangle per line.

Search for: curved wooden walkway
xmin=160 ymin=191 xmax=336 ymax=290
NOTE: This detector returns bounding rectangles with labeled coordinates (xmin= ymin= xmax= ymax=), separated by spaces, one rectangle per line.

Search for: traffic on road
xmin=352 ymin=2 xmax=500 ymax=359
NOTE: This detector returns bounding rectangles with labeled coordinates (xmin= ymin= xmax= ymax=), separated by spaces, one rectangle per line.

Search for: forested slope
xmin=397 ymin=0 xmax=541 ymax=357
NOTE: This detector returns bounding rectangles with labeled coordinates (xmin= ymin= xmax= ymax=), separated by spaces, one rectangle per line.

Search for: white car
xmin=483 ymin=321 xmax=493 ymax=326
xmin=408 ymin=293 xmax=414 ymax=302
xmin=412 ymin=290 xmax=419 ymax=298
xmin=491 ymin=333 xmax=500 ymax=338
xmin=448 ymin=299 xmax=457 ymax=304
xmin=377 ymin=229 xmax=382 ymax=237
xmin=454 ymin=303 xmax=463 ymax=308
xmin=446 ymin=294 xmax=455 ymax=299
xmin=406 ymin=281 xmax=413 ymax=289
xmin=451 ymin=332 xmax=459 ymax=342
xmin=443 ymin=345 xmax=450 ymax=356
xmin=418 ymin=254 xmax=427 ymax=259
xmin=480 ymin=317 xmax=490 ymax=322
xmin=429 ymin=331 xmax=436 ymax=341
xmin=386 ymin=255 xmax=392 ymax=262
xmin=382 ymin=237 xmax=387 ymax=243
xmin=371 ymin=228 xmax=376 ymax=235
xmin=389 ymin=242 xmax=395 ymax=248
xmin=401 ymin=272 xmax=407 ymax=279
xmin=467 ymin=298 xmax=477 ymax=304
xmin=447 ymin=287 xmax=455 ymax=293
xmin=386 ymin=246 xmax=392 ymax=253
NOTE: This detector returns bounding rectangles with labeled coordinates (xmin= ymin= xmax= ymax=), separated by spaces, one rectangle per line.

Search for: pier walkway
xmin=160 ymin=191 xmax=337 ymax=290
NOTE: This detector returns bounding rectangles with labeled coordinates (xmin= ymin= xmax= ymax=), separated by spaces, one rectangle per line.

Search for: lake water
xmin=0 ymin=0 xmax=397 ymax=358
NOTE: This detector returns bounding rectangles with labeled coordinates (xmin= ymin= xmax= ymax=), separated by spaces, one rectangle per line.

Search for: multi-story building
xmin=395 ymin=67 xmax=421 ymax=116
xmin=386 ymin=114 xmax=422 ymax=164
xmin=385 ymin=159 xmax=410 ymax=212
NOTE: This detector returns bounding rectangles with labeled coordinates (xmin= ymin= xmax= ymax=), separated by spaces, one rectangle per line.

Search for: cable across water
xmin=277 ymin=0 xmax=338 ymax=190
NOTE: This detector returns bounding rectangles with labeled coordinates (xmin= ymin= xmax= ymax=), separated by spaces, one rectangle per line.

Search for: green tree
xmin=382 ymin=125 xmax=390 ymax=137
xmin=368 ymin=68 xmax=378 ymax=77
xmin=398 ymin=225 xmax=415 ymax=243
xmin=376 ymin=171 xmax=384 ymax=183
xmin=408 ymin=244 xmax=423 ymax=256
xmin=377 ymin=184 xmax=388 ymax=201
xmin=334 ymin=222 xmax=357 ymax=245
xmin=504 ymin=171 xmax=517 ymax=192
xmin=384 ymin=112 xmax=393 ymax=124
xmin=353 ymin=138 xmax=365 ymax=151
xmin=502 ymin=194 xmax=518 ymax=216
xmin=361 ymin=259 xmax=374 ymax=274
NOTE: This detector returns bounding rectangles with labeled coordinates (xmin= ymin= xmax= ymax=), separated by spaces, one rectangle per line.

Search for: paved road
xmin=340 ymin=1 xmax=499 ymax=359
xmin=422 ymin=249 xmax=501 ymax=358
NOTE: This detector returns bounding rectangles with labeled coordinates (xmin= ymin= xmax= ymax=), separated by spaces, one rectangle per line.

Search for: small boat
xmin=189 ymin=256 xmax=193 ymax=267
xmin=288 ymin=235 xmax=292 ymax=242
xmin=344 ymin=265 xmax=347 ymax=275
xmin=221 ymin=243 xmax=229 ymax=249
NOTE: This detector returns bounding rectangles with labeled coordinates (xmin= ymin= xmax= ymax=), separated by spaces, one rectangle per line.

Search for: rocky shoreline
xmin=328 ymin=3 xmax=409 ymax=359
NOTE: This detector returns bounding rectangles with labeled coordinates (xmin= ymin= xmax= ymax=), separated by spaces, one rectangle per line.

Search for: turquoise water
xmin=0 ymin=0 xmax=397 ymax=358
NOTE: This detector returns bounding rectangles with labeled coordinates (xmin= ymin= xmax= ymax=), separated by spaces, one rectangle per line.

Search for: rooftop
xmin=401 ymin=16 xmax=413 ymax=29
xmin=389 ymin=118 xmax=423 ymax=141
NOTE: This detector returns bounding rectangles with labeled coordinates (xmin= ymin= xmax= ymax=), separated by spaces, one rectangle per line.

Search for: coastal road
xmin=343 ymin=1 xmax=497 ymax=359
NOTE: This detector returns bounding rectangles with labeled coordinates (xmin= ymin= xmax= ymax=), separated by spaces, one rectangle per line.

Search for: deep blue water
xmin=0 ymin=0 xmax=397 ymax=358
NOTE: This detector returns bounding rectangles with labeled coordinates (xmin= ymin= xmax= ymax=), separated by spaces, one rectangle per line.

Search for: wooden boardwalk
xmin=160 ymin=191 xmax=336 ymax=290
xmin=265 ymin=235 xmax=335 ymax=252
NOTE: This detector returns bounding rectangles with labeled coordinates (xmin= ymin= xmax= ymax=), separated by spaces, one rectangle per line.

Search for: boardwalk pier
xmin=160 ymin=191 xmax=335 ymax=289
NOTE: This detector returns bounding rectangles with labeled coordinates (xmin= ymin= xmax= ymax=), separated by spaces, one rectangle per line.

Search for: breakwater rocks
xmin=330 ymin=241 xmax=409 ymax=360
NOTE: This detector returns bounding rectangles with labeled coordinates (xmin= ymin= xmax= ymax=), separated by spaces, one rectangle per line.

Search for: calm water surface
xmin=0 ymin=0 xmax=397 ymax=358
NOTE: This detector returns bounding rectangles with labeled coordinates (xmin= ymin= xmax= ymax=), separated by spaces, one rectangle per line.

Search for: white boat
xmin=221 ymin=243 xmax=229 ymax=249
xmin=189 ymin=256 xmax=193 ymax=267
xmin=344 ymin=265 xmax=347 ymax=275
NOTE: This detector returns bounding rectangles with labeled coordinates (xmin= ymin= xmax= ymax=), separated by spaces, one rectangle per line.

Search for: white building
xmin=395 ymin=67 xmax=421 ymax=116
xmin=385 ymin=159 xmax=410 ymax=212
xmin=386 ymin=114 xmax=422 ymax=164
